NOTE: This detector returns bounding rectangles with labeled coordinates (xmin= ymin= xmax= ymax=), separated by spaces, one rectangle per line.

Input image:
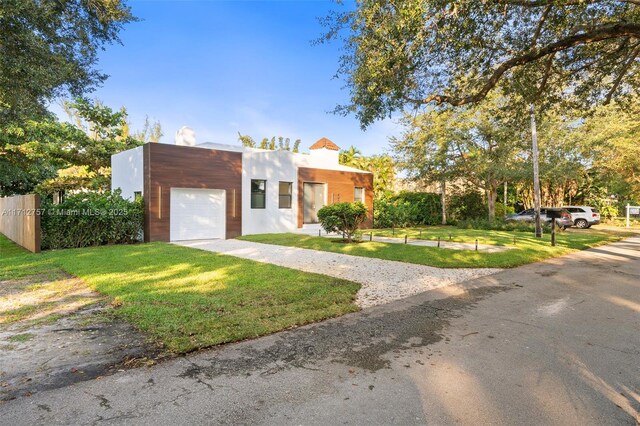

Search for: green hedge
xmin=41 ymin=190 xmax=143 ymax=250
xmin=374 ymin=192 xmax=441 ymax=228
xmin=456 ymin=218 xmax=552 ymax=232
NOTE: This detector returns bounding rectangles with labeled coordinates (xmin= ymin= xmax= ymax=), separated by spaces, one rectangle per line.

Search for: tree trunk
xmin=440 ymin=180 xmax=447 ymax=225
xmin=487 ymin=186 xmax=498 ymax=222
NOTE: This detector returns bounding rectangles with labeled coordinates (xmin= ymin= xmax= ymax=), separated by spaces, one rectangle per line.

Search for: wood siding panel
xmin=0 ymin=194 xmax=41 ymax=253
xmin=143 ymin=143 xmax=242 ymax=242
xmin=297 ymin=168 xmax=374 ymax=229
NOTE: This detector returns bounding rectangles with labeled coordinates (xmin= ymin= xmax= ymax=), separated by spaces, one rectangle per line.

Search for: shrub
xmin=41 ymin=190 xmax=143 ymax=250
xmin=456 ymin=218 xmax=553 ymax=232
xmin=373 ymin=192 xmax=441 ymax=228
xmin=494 ymin=203 xmax=515 ymax=219
xmin=318 ymin=202 xmax=368 ymax=243
xmin=447 ymin=189 xmax=487 ymax=223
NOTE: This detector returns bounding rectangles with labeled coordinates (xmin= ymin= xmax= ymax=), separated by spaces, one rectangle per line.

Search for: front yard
xmin=0 ymin=236 xmax=360 ymax=354
xmin=239 ymin=227 xmax=629 ymax=268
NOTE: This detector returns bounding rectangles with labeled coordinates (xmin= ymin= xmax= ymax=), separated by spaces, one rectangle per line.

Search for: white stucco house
xmin=111 ymin=137 xmax=373 ymax=241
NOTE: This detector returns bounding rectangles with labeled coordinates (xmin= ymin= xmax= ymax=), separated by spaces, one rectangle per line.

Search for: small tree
xmin=317 ymin=202 xmax=368 ymax=243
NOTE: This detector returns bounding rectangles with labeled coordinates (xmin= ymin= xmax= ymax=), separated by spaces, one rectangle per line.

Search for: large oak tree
xmin=0 ymin=0 xmax=135 ymax=125
xmin=321 ymin=0 xmax=640 ymax=127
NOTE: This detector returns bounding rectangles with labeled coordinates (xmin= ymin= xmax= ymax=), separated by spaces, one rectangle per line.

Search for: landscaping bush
xmin=447 ymin=189 xmax=487 ymax=223
xmin=318 ymin=202 xmax=368 ymax=242
xmin=374 ymin=192 xmax=441 ymax=228
xmin=41 ymin=190 xmax=143 ymax=249
xmin=456 ymin=218 xmax=552 ymax=232
xmin=494 ymin=203 xmax=515 ymax=219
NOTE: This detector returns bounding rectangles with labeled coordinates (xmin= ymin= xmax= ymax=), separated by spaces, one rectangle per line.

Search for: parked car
xmin=561 ymin=206 xmax=601 ymax=229
xmin=506 ymin=208 xmax=574 ymax=229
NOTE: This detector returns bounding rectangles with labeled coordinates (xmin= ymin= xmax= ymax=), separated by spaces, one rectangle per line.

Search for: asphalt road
xmin=1 ymin=238 xmax=638 ymax=425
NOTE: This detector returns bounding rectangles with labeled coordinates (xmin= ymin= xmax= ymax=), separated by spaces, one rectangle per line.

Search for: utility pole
xmin=530 ymin=104 xmax=543 ymax=238
xmin=440 ymin=179 xmax=447 ymax=225
xmin=503 ymin=181 xmax=508 ymax=212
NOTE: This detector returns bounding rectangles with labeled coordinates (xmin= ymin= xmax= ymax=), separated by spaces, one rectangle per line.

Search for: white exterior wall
xmin=111 ymin=146 xmax=144 ymax=200
xmin=242 ymin=150 xmax=298 ymax=235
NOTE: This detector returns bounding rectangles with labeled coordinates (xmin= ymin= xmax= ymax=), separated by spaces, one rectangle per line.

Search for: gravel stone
xmin=175 ymin=239 xmax=502 ymax=308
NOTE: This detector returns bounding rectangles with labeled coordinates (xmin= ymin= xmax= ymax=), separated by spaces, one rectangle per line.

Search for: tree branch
xmin=496 ymin=0 xmax=640 ymax=6
xmin=605 ymin=44 xmax=640 ymax=103
xmin=537 ymin=53 xmax=555 ymax=98
xmin=531 ymin=4 xmax=553 ymax=46
xmin=419 ymin=22 xmax=640 ymax=106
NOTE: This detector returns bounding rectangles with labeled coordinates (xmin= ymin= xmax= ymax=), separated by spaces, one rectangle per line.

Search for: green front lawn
xmin=239 ymin=227 xmax=628 ymax=269
xmin=0 ymin=236 xmax=360 ymax=353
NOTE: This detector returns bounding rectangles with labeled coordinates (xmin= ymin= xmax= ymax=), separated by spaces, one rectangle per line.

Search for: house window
xmin=134 ymin=191 xmax=142 ymax=201
xmin=279 ymin=182 xmax=292 ymax=209
xmin=354 ymin=187 xmax=364 ymax=203
xmin=251 ymin=179 xmax=266 ymax=209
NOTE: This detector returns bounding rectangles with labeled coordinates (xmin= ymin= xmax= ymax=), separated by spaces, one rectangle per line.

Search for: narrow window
xmin=134 ymin=191 xmax=142 ymax=201
xmin=251 ymin=179 xmax=266 ymax=209
xmin=279 ymin=181 xmax=292 ymax=209
xmin=354 ymin=187 xmax=364 ymax=203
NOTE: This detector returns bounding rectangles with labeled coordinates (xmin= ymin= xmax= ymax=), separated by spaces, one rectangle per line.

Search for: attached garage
xmin=170 ymin=188 xmax=226 ymax=241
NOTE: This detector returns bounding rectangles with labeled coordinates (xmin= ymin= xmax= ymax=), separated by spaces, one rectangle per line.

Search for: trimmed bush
xmin=318 ymin=202 xmax=368 ymax=242
xmin=41 ymin=190 xmax=143 ymax=249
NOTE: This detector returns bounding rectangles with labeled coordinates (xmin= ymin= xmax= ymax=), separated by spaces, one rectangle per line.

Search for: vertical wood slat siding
xmin=0 ymin=194 xmax=41 ymax=253
xmin=297 ymin=168 xmax=374 ymax=229
xmin=143 ymin=143 xmax=243 ymax=242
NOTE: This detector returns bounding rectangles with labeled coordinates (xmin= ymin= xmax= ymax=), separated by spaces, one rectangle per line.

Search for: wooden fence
xmin=0 ymin=194 xmax=41 ymax=253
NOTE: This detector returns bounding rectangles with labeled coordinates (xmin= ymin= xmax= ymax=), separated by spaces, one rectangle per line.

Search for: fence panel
xmin=0 ymin=194 xmax=41 ymax=253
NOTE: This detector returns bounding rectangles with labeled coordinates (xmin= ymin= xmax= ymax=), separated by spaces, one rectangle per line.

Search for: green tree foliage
xmin=0 ymin=0 xmax=136 ymax=125
xmin=238 ymin=133 xmax=301 ymax=153
xmin=0 ymin=99 xmax=145 ymax=196
xmin=317 ymin=201 xmax=368 ymax=242
xmin=580 ymin=97 xmax=640 ymax=203
xmin=321 ymin=0 xmax=640 ymax=127
xmin=392 ymin=94 xmax=524 ymax=221
xmin=339 ymin=146 xmax=396 ymax=197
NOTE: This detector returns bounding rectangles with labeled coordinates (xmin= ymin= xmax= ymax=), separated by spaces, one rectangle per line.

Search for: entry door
xmin=303 ymin=183 xmax=325 ymax=224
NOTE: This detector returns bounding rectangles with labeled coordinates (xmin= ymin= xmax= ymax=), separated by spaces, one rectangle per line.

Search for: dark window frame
xmin=251 ymin=179 xmax=266 ymax=209
xmin=278 ymin=181 xmax=292 ymax=209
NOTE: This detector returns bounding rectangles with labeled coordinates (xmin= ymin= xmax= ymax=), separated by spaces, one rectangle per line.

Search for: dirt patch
xmin=0 ymin=272 xmax=160 ymax=402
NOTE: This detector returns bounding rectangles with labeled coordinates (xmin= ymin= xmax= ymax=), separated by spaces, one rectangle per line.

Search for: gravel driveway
xmin=175 ymin=239 xmax=502 ymax=308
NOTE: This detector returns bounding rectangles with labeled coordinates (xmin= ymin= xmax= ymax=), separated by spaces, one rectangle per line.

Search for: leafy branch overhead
xmin=0 ymin=0 xmax=136 ymax=125
xmin=321 ymin=0 xmax=640 ymax=127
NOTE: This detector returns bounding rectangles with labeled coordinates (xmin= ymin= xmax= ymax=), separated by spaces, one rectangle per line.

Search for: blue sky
xmin=50 ymin=0 xmax=401 ymax=156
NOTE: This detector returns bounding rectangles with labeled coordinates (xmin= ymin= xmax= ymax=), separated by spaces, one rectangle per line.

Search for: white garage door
xmin=170 ymin=188 xmax=226 ymax=241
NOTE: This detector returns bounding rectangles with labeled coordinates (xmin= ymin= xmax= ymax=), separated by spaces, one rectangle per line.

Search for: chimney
xmin=309 ymin=137 xmax=340 ymax=165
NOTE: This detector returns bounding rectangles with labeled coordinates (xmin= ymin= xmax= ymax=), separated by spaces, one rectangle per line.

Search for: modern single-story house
xmin=111 ymin=137 xmax=373 ymax=242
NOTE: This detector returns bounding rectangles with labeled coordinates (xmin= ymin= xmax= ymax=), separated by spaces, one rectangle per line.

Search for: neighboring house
xmin=111 ymin=137 xmax=373 ymax=242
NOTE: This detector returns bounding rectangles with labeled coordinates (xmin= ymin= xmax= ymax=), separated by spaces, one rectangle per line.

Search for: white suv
xmin=562 ymin=206 xmax=601 ymax=228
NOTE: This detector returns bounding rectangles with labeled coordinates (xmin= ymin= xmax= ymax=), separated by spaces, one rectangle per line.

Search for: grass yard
xmin=239 ymin=227 xmax=629 ymax=269
xmin=0 ymin=235 xmax=360 ymax=354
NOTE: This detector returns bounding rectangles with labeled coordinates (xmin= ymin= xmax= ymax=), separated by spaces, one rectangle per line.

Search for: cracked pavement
xmin=0 ymin=237 xmax=639 ymax=425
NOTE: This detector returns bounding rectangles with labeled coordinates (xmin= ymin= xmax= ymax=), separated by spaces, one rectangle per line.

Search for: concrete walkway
xmin=175 ymin=239 xmax=501 ymax=308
